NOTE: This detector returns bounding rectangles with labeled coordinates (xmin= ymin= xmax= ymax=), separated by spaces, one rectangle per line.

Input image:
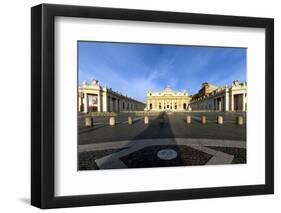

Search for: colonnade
xmin=79 ymin=92 xmax=144 ymax=113
xmin=190 ymin=91 xmax=247 ymax=112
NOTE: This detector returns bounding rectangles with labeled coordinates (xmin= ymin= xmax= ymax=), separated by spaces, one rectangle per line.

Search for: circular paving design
xmin=78 ymin=138 xmax=247 ymax=170
xmin=121 ymin=145 xmax=212 ymax=168
xmin=157 ymin=149 xmax=177 ymax=160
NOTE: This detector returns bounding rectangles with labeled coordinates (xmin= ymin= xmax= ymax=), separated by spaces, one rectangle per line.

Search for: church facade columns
xmin=146 ymin=86 xmax=191 ymax=112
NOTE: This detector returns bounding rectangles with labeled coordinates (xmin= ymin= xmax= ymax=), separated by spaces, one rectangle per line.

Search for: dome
xmin=164 ymin=85 xmax=172 ymax=92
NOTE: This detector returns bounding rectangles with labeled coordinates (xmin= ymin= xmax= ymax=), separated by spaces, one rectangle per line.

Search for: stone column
xmin=100 ymin=94 xmax=103 ymax=112
xmin=78 ymin=95 xmax=81 ymax=112
xmin=218 ymin=98 xmax=222 ymax=111
xmin=102 ymin=92 xmax=107 ymax=112
xmin=181 ymin=100 xmax=184 ymax=110
xmin=115 ymin=99 xmax=118 ymax=112
xmin=231 ymin=93 xmax=234 ymax=111
xmin=118 ymin=99 xmax=121 ymax=112
xmin=97 ymin=92 xmax=101 ymax=112
xmin=108 ymin=96 xmax=112 ymax=112
xmin=83 ymin=93 xmax=88 ymax=113
xmin=157 ymin=100 xmax=159 ymax=110
xmin=111 ymin=97 xmax=114 ymax=112
xmin=225 ymin=91 xmax=229 ymax=111
xmin=111 ymin=98 xmax=114 ymax=112
xmin=242 ymin=93 xmax=246 ymax=111
xmin=147 ymin=100 xmax=150 ymax=110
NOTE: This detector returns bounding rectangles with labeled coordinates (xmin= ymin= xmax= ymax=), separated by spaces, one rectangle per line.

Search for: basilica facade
xmin=146 ymin=86 xmax=191 ymax=111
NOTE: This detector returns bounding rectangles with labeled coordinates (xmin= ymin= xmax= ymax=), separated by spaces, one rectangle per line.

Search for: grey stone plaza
xmin=78 ymin=111 xmax=246 ymax=170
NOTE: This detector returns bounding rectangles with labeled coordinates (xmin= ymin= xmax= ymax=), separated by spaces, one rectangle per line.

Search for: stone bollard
xmin=237 ymin=116 xmax=244 ymax=125
xmin=144 ymin=116 xmax=149 ymax=124
xmin=217 ymin=116 xmax=223 ymax=124
xmin=85 ymin=117 xmax=93 ymax=127
xmin=109 ymin=116 xmax=115 ymax=126
xmin=186 ymin=115 xmax=191 ymax=124
xmin=128 ymin=116 xmax=133 ymax=125
xmin=201 ymin=115 xmax=206 ymax=124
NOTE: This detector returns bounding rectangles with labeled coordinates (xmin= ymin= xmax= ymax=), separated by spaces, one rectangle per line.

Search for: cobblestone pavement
xmin=78 ymin=112 xmax=246 ymax=170
xmin=78 ymin=111 xmax=246 ymax=145
xmin=78 ymin=138 xmax=246 ymax=170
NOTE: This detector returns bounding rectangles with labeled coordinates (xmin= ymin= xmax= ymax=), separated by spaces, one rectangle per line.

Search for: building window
xmin=183 ymin=103 xmax=187 ymax=109
xmin=149 ymin=103 xmax=152 ymax=110
xmin=123 ymin=102 xmax=125 ymax=110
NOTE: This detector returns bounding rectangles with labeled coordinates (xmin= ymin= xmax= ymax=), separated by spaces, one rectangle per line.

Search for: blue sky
xmin=78 ymin=41 xmax=246 ymax=102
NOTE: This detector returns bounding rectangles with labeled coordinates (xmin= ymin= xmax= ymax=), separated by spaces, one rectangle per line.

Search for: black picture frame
xmin=31 ymin=3 xmax=274 ymax=209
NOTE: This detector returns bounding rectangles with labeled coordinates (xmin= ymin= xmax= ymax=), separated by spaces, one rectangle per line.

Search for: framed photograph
xmin=31 ymin=4 xmax=274 ymax=209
